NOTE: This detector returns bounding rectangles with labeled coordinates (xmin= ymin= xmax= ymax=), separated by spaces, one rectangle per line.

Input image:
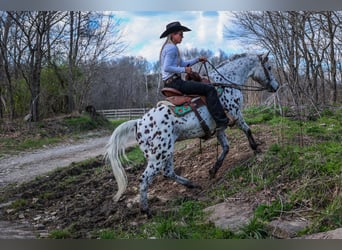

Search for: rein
xmin=198 ymin=60 xmax=267 ymax=92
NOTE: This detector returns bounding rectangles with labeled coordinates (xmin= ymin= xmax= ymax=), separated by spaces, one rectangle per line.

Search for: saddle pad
xmin=159 ymin=87 xmax=223 ymax=117
xmin=173 ymin=103 xmax=192 ymax=116
xmin=172 ymin=97 xmax=205 ymax=117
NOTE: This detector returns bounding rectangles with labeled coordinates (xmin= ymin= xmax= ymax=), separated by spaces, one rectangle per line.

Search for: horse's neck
xmin=211 ymin=56 xmax=256 ymax=85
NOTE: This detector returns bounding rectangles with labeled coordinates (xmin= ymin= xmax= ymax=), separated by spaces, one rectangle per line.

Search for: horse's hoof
xmin=140 ymin=207 xmax=152 ymax=218
xmin=253 ymin=147 xmax=262 ymax=155
xmin=191 ymin=184 xmax=203 ymax=190
xmin=209 ymin=168 xmax=217 ymax=179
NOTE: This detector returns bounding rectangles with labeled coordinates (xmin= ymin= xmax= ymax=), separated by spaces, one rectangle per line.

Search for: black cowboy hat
xmin=160 ymin=21 xmax=191 ymax=39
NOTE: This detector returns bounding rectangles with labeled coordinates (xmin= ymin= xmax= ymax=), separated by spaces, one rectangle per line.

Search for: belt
xmin=163 ymin=74 xmax=180 ymax=85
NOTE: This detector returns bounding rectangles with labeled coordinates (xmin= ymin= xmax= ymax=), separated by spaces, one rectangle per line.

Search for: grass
xmin=203 ymin=106 xmax=341 ymax=237
xmin=0 ymin=114 xmax=122 ymax=157
xmin=63 ymin=113 xmax=113 ymax=132
xmin=48 ymin=229 xmax=71 ymax=239
xmin=98 ymin=200 xmax=235 ymax=239
xmin=1 ymin=105 xmax=341 ymax=239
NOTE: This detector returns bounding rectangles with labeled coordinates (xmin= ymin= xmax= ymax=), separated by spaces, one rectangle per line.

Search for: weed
xmin=11 ymin=199 xmax=27 ymax=209
xmin=238 ymin=217 xmax=269 ymax=239
xmin=254 ymin=200 xmax=293 ymax=221
xmin=48 ymin=229 xmax=71 ymax=239
xmin=244 ymin=106 xmax=278 ymax=124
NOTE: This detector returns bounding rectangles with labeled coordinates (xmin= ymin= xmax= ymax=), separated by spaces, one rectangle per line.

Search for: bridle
xmin=257 ymin=53 xmax=273 ymax=91
xmin=199 ymin=54 xmax=273 ymax=92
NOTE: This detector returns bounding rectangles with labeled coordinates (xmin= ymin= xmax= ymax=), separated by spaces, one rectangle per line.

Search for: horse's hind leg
xmin=163 ymin=155 xmax=201 ymax=189
xmin=139 ymin=161 xmax=161 ymax=217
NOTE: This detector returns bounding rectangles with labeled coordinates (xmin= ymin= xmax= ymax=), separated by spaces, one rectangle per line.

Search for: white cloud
xmin=112 ymin=11 xmax=248 ymax=62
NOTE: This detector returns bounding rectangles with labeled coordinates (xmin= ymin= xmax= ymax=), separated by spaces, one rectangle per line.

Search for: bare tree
xmin=49 ymin=11 xmax=126 ymax=113
xmin=227 ymin=11 xmax=342 ymax=109
xmin=0 ymin=12 xmax=14 ymax=119
xmin=6 ymin=11 xmax=65 ymax=121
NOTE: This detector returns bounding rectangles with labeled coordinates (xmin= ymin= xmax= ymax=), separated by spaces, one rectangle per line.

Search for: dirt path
xmin=0 ymin=135 xmax=109 ymax=188
xmin=0 ymin=134 xmax=110 ymax=239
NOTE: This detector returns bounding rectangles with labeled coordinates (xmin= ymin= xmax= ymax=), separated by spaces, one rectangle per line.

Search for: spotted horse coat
xmin=105 ymin=53 xmax=280 ymax=217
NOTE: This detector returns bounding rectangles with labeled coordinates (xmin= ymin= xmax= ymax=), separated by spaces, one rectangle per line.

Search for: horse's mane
xmin=228 ymin=53 xmax=248 ymax=62
xmin=215 ymin=53 xmax=249 ymax=69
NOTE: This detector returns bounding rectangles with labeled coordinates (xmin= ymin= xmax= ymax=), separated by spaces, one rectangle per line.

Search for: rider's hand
xmin=185 ymin=66 xmax=192 ymax=74
xmin=198 ymin=56 xmax=207 ymax=62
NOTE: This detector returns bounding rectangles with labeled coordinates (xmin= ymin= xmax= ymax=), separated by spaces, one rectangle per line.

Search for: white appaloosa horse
xmin=105 ymin=53 xmax=279 ymax=216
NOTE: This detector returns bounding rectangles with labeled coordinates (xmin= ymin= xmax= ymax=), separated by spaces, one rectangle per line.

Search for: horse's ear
xmin=258 ymin=52 xmax=270 ymax=63
xmin=261 ymin=51 xmax=270 ymax=63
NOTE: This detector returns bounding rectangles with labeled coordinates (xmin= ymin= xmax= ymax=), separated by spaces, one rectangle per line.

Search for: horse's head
xmin=252 ymin=52 xmax=279 ymax=93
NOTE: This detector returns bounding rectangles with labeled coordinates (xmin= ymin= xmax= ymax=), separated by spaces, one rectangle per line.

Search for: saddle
xmin=161 ymin=73 xmax=213 ymax=139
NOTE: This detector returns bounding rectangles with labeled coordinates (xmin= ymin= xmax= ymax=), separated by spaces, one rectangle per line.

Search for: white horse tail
xmin=104 ymin=119 xmax=138 ymax=202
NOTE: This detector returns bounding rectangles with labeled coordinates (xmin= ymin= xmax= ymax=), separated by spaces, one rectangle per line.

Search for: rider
xmin=159 ymin=21 xmax=229 ymax=131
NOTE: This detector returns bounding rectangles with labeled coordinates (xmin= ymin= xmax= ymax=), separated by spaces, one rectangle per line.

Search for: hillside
xmin=0 ymin=106 xmax=341 ymax=239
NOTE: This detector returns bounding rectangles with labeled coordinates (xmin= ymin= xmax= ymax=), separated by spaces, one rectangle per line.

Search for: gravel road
xmin=0 ymin=135 xmax=110 ymax=188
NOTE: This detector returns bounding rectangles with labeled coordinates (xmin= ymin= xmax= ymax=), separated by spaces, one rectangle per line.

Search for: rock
xmin=203 ymin=200 xmax=254 ymax=231
xmin=34 ymin=223 xmax=46 ymax=230
xmin=268 ymin=218 xmax=311 ymax=238
xmin=298 ymin=228 xmax=342 ymax=239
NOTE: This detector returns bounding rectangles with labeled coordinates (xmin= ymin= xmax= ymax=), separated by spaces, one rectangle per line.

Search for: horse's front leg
xmin=209 ymin=129 xmax=229 ymax=178
xmin=236 ymin=117 xmax=261 ymax=153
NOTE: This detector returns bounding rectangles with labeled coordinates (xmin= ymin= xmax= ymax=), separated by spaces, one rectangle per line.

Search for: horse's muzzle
xmin=268 ymin=80 xmax=279 ymax=93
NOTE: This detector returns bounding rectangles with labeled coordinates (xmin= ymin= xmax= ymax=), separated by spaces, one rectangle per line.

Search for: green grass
xmin=63 ymin=113 xmax=113 ymax=132
xmin=10 ymin=199 xmax=28 ymax=209
xmin=97 ymin=199 xmax=274 ymax=239
xmin=122 ymin=146 xmax=145 ymax=166
xmin=243 ymin=105 xmax=278 ymax=124
xmin=48 ymin=229 xmax=71 ymax=239
xmin=0 ymin=114 xmax=120 ymax=157
xmin=2 ymin=106 xmax=341 ymax=239
xmin=49 ymin=106 xmax=342 ymax=238
xmin=98 ymin=200 xmax=235 ymax=239
xmin=205 ymin=106 xmax=342 ymax=236
xmin=0 ymin=137 xmax=62 ymax=157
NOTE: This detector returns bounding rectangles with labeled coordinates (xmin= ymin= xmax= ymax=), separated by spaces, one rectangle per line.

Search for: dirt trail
xmin=0 ymin=134 xmax=110 ymax=239
xmin=0 ymin=135 xmax=109 ymax=188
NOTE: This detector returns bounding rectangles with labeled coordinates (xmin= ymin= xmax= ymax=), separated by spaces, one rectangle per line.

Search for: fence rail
xmin=97 ymin=108 xmax=149 ymax=120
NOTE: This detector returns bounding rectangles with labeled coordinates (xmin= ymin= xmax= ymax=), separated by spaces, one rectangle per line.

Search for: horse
xmin=105 ymin=52 xmax=279 ymax=217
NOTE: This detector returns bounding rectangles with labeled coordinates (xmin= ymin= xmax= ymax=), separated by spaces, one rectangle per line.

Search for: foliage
xmin=243 ymin=105 xmax=278 ymax=124
xmin=0 ymin=114 xmax=116 ymax=157
xmin=98 ymin=200 xmax=235 ymax=239
xmin=48 ymin=230 xmax=71 ymax=239
xmin=1 ymin=106 xmax=341 ymax=239
xmin=63 ymin=113 xmax=111 ymax=132
xmin=209 ymin=107 xmax=342 ymax=235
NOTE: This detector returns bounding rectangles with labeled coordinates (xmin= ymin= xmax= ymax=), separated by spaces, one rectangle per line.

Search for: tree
xmin=227 ymin=11 xmax=342 ymax=108
xmin=49 ymin=11 xmax=126 ymax=113
xmin=6 ymin=11 xmax=65 ymax=121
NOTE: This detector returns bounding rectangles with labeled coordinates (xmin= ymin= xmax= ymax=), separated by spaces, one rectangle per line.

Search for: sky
xmin=111 ymin=11 xmax=252 ymax=63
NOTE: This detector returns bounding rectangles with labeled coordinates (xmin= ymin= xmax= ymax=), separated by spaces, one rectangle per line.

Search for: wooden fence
xmin=97 ymin=108 xmax=149 ymax=120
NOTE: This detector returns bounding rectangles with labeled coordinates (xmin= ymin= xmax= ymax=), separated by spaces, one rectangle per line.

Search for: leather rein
xmin=198 ymin=60 xmax=268 ymax=92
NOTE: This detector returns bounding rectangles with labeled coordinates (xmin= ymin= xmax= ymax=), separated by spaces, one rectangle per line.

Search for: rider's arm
xmin=162 ymin=44 xmax=199 ymax=73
